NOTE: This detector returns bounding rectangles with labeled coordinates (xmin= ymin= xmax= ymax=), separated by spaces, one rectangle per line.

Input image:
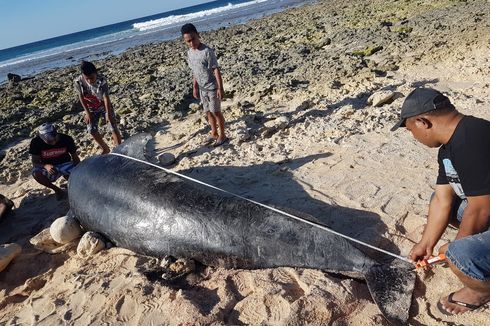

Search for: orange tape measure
xmin=415 ymin=253 xmax=446 ymax=270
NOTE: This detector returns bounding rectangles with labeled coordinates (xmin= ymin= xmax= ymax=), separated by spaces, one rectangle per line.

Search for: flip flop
xmin=213 ymin=137 xmax=229 ymax=147
xmin=437 ymin=292 xmax=487 ymax=316
xmin=203 ymin=136 xmax=217 ymax=146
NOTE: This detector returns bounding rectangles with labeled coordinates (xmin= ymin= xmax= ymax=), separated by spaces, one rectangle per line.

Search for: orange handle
xmin=415 ymin=254 xmax=446 ymax=269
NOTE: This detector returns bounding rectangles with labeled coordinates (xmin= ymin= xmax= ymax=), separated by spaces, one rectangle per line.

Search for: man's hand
xmin=44 ymin=164 xmax=58 ymax=175
xmin=217 ymin=88 xmax=224 ymax=100
xmin=84 ymin=112 xmax=92 ymax=124
xmin=193 ymin=86 xmax=199 ymax=100
xmin=410 ymin=241 xmax=434 ymax=262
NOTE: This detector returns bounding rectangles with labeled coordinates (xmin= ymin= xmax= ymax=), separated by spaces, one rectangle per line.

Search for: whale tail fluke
xmin=365 ymin=263 xmax=416 ymax=325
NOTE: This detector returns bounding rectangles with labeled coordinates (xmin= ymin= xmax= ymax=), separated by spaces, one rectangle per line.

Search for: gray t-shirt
xmin=187 ymin=44 xmax=219 ymax=91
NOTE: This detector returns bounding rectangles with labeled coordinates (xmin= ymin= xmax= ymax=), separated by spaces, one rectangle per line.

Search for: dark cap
xmin=391 ymin=88 xmax=453 ymax=131
xmin=38 ymin=122 xmax=57 ymax=143
xmin=38 ymin=122 xmax=56 ymax=135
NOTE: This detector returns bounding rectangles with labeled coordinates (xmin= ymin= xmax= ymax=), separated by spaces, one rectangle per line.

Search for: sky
xmin=0 ymin=0 xmax=211 ymax=50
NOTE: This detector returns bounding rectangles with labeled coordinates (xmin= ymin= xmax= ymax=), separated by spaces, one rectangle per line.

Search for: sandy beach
xmin=1 ymin=0 xmax=490 ymax=325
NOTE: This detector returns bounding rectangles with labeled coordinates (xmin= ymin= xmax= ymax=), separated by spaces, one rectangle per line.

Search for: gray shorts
xmin=200 ymin=89 xmax=221 ymax=113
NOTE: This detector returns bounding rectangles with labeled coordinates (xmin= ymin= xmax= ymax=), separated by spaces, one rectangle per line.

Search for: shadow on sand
xmin=0 ymin=192 xmax=69 ymax=293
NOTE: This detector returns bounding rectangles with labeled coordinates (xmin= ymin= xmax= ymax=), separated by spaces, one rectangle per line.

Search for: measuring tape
xmin=109 ymin=152 xmax=413 ymax=264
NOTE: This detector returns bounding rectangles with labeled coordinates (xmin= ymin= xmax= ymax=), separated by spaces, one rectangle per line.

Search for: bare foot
xmin=439 ymin=287 xmax=490 ymax=315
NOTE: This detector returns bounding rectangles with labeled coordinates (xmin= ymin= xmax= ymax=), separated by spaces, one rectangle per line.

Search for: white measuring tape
xmin=109 ymin=152 xmax=412 ymax=264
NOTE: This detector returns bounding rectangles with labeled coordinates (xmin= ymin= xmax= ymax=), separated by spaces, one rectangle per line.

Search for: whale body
xmin=68 ymin=134 xmax=415 ymax=325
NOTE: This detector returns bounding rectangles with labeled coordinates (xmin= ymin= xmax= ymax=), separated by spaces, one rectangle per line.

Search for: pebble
xmin=50 ymin=216 xmax=83 ymax=244
xmin=77 ymin=232 xmax=106 ymax=258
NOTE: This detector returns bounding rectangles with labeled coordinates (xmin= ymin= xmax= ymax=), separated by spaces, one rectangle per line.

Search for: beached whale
xmin=68 ymin=134 xmax=415 ymax=325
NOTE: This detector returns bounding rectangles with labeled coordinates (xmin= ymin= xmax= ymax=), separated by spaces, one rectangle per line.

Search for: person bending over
xmin=392 ymin=88 xmax=490 ymax=315
xmin=74 ymin=60 xmax=122 ymax=154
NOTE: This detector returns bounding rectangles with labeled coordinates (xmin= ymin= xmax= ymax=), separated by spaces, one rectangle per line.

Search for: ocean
xmin=0 ymin=0 xmax=311 ymax=84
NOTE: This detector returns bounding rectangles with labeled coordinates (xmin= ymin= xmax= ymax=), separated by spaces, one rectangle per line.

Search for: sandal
xmin=213 ymin=137 xmax=229 ymax=147
xmin=203 ymin=136 xmax=217 ymax=146
xmin=437 ymin=292 xmax=487 ymax=316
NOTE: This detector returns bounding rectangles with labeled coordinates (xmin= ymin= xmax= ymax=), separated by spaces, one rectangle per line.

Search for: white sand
xmin=1 ymin=1 xmax=490 ymax=325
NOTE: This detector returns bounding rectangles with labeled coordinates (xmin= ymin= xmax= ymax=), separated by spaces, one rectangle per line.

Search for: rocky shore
xmin=1 ymin=0 xmax=489 ymax=325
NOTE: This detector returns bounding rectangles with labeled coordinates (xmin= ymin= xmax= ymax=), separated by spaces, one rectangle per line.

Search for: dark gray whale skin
xmin=68 ymin=134 xmax=415 ymax=325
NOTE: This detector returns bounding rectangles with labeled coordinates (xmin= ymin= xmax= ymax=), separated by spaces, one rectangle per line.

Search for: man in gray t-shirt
xmin=182 ymin=23 xmax=228 ymax=147
xmin=187 ymin=44 xmax=219 ymax=92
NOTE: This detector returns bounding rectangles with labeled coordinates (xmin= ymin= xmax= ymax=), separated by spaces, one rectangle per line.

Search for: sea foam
xmin=133 ymin=0 xmax=268 ymax=31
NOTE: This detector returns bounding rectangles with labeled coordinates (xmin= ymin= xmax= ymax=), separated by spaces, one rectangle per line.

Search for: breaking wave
xmin=133 ymin=0 xmax=269 ymax=31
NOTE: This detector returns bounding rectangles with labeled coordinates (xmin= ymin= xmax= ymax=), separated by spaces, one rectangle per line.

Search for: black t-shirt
xmin=436 ymin=116 xmax=490 ymax=198
xmin=28 ymin=133 xmax=77 ymax=166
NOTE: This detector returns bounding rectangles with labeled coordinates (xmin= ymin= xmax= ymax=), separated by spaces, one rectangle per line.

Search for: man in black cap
xmin=29 ymin=123 xmax=80 ymax=200
xmin=392 ymin=88 xmax=490 ymax=315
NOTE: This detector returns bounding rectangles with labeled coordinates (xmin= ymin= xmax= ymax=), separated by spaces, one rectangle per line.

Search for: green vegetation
xmin=116 ymin=107 xmax=132 ymax=115
xmin=393 ymin=26 xmax=413 ymax=34
xmin=352 ymin=45 xmax=383 ymax=56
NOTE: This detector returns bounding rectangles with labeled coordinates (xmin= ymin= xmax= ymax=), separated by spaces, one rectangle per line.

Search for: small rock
xmin=321 ymin=37 xmax=332 ymax=47
xmin=30 ymin=228 xmax=60 ymax=252
xmin=139 ymin=93 xmax=152 ymax=101
xmin=50 ymin=216 xmax=83 ymax=244
xmin=264 ymin=116 xmax=290 ymax=130
xmin=0 ymin=243 xmax=22 ymax=272
xmin=236 ymin=128 xmax=252 ymax=143
xmin=189 ymin=103 xmax=201 ymax=111
xmin=77 ymin=232 xmax=105 ymax=258
xmin=7 ymin=73 xmax=21 ymax=83
xmin=158 ymin=153 xmax=176 ymax=166
xmin=337 ymin=105 xmax=356 ymax=118
xmin=367 ymin=90 xmax=396 ymax=107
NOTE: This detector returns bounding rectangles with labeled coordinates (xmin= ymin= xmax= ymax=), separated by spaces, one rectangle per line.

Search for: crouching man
xmin=392 ymin=88 xmax=490 ymax=315
xmin=29 ymin=123 xmax=80 ymax=200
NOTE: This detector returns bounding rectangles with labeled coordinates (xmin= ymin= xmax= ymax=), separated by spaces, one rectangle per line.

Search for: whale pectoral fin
xmin=112 ymin=133 xmax=153 ymax=161
xmin=364 ymin=264 xmax=416 ymax=326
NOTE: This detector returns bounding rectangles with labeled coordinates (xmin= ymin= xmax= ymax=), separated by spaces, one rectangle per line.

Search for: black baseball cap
xmin=391 ymin=88 xmax=453 ymax=131
xmin=38 ymin=122 xmax=57 ymax=143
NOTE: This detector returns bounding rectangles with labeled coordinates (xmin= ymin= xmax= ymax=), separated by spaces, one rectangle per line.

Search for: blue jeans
xmin=432 ymin=195 xmax=490 ymax=281
xmin=446 ymin=231 xmax=490 ymax=281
